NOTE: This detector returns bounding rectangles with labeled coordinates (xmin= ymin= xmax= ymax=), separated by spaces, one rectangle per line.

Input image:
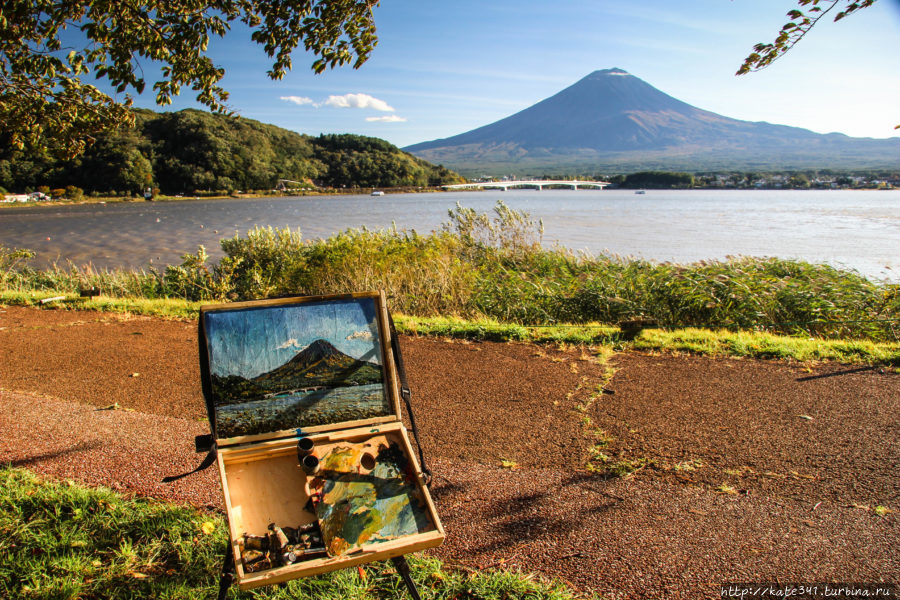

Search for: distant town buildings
xmin=2 ymin=173 xmax=897 ymax=202
xmin=1 ymin=192 xmax=50 ymax=203
xmin=472 ymin=173 xmax=897 ymax=190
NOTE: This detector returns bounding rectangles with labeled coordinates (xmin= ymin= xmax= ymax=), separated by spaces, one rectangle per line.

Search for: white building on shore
xmin=1 ymin=192 xmax=50 ymax=203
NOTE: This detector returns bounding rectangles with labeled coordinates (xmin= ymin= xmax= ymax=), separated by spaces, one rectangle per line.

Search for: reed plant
xmin=2 ymin=201 xmax=897 ymax=341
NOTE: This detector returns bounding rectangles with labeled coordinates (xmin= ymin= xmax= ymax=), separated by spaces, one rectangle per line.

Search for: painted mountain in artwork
xmin=404 ymin=68 xmax=900 ymax=174
xmin=254 ymin=339 xmax=381 ymax=388
xmin=211 ymin=339 xmax=382 ymax=405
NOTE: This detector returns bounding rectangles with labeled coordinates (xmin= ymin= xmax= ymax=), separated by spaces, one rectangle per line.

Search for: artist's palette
xmin=311 ymin=435 xmax=431 ymax=556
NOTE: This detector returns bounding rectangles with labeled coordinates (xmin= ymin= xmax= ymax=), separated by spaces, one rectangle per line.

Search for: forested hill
xmin=0 ymin=109 xmax=463 ymax=194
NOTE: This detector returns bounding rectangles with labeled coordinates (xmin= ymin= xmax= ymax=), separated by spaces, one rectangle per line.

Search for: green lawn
xmin=0 ymin=467 xmax=587 ymax=600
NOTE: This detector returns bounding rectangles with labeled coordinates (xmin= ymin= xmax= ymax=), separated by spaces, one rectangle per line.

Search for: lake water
xmin=214 ymin=383 xmax=387 ymax=439
xmin=2 ymin=189 xmax=898 ymax=281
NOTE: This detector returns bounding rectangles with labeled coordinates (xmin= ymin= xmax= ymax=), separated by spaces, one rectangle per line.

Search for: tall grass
xmin=2 ymin=201 xmax=898 ymax=340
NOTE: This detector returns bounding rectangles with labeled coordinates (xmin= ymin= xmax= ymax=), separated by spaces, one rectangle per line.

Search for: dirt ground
xmin=1 ymin=305 xmax=897 ymax=598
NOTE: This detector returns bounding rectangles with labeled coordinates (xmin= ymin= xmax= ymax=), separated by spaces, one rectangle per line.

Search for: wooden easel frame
xmin=198 ymin=292 xmax=443 ymax=596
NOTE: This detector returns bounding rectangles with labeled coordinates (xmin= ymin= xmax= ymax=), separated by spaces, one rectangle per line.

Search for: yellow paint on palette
xmin=314 ymin=438 xmax=431 ymax=556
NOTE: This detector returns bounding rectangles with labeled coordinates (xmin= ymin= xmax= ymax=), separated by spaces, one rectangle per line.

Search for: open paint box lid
xmin=197 ymin=291 xmax=444 ymax=590
xmin=198 ymin=291 xmax=402 ymax=447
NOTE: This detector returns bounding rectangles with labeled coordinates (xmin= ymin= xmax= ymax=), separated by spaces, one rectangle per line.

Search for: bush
xmin=163 ymin=246 xmax=222 ymax=301
xmin=219 ymin=226 xmax=306 ymax=299
xmin=65 ymin=185 xmax=83 ymax=201
xmin=0 ymin=246 xmax=36 ymax=286
xmin=293 ymin=227 xmax=477 ymax=316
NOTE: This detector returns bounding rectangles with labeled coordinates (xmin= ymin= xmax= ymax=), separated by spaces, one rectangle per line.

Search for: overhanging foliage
xmin=0 ymin=0 xmax=379 ymax=158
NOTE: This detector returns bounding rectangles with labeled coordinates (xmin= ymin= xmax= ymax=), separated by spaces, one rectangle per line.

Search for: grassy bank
xmin=0 ymin=290 xmax=202 ymax=319
xmin=3 ymin=290 xmax=898 ymax=365
xmin=0 ymin=467 xmax=582 ymax=600
xmin=633 ymin=328 xmax=900 ymax=365
xmin=2 ymin=201 xmax=897 ymax=343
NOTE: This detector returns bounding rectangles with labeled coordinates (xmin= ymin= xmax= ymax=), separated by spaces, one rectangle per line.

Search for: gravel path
xmin=1 ymin=305 xmax=898 ymax=598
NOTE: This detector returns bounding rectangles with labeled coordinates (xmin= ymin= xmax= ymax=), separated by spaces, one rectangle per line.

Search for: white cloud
xmin=366 ymin=115 xmax=408 ymax=123
xmin=280 ymin=96 xmax=315 ymax=106
xmin=276 ymin=338 xmax=303 ymax=350
xmin=324 ymin=93 xmax=394 ymax=112
xmin=346 ymin=330 xmax=373 ymax=341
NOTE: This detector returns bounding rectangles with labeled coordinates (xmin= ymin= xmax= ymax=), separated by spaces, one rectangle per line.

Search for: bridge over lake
xmin=443 ymin=180 xmax=610 ymax=191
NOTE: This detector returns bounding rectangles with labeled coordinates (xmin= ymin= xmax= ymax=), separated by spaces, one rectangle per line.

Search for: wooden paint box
xmin=199 ymin=291 xmax=444 ymax=590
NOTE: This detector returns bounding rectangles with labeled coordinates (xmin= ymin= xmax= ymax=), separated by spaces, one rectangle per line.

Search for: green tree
xmin=0 ymin=0 xmax=379 ymax=158
xmin=0 ymin=108 xmax=462 ymax=193
xmin=789 ymin=172 xmax=811 ymax=188
xmin=623 ymin=171 xmax=694 ymax=189
xmin=64 ymin=184 xmax=84 ymax=200
xmin=75 ymin=126 xmax=153 ymax=193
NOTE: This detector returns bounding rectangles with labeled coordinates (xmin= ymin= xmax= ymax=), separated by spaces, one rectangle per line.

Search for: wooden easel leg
xmin=391 ymin=555 xmax=422 ymax=600
xmin=217 ymin=544 xmax=235 ymax=600
xmin=217 ymin=547 xmax=420 ymax=599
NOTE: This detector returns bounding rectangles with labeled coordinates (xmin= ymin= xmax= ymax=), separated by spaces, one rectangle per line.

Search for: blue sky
xmin=123 ymin=0 xmax=900 ymax=147
xmin=205 ymin=299 xmax=382 ymax=379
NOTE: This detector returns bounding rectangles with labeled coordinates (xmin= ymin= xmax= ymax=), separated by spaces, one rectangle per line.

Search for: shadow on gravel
xmin=468 ymin=514 xmax=576 ymax=556
xmin=429 ymin=479 xmax=469 ymax=502
xmin=561 ymin=472 xmax=628 ymax=501
xmin=796 ymin=365 xmax=878 ymax=381
xmin=9 ymin=441 xmax=102 ymax=468
xmin=473 ymin=480 xmax=628 ymax=554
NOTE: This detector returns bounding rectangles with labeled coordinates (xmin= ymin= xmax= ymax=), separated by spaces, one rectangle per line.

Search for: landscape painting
xmin=203 ymin=297 xmax=392 ymax=439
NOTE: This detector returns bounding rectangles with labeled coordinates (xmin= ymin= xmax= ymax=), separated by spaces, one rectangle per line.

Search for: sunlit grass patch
xmin=0 ymin=290 xmax=200 ymax=319
xmin=393 ymin=314 xmax=619 ymax=345
xmin=0 ymin=467 xmax=589 ymax=600
xmin=634 ymin=328 xmax=900 ymax=365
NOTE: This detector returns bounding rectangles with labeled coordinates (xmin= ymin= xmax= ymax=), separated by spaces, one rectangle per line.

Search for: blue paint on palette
xmin=313 ymin=441 xmax=432 ymax=556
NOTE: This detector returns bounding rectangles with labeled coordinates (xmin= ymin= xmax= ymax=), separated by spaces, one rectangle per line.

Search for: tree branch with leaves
xmin=737 ymin=1 xmax=895 ymax=129
xmin=737 ymin=0 xmax=876 ymax=74
xmin=0 ymin=0 xmax=379 ymax=158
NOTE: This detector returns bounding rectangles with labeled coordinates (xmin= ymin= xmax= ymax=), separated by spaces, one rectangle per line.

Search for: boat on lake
xmin=371 ymin=190 xmax=385 ymax=196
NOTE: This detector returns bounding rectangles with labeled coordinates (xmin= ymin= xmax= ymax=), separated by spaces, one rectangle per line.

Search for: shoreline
xmin=1 ymin=189 xmax=897 ymax=284
xmin=4 ymin=184 xmax=896 ymax=209
xmin=0 ymin=186 xmax=455 ymax=209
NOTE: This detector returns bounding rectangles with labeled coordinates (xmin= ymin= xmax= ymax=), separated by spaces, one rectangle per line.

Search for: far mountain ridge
xmin=404 ymin=68 xmax=900 ymax=174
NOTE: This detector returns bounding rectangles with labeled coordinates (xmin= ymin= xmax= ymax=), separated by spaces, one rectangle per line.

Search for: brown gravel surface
xmin=1 ymin=305 xmax=898 ymax=599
